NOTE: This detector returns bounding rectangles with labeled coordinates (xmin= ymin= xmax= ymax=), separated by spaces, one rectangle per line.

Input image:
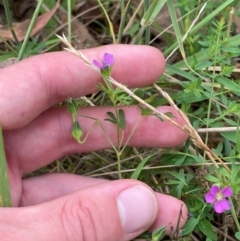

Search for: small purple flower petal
xmin=221 ymin=199 xmax=231 ymax=211
xmin=209 ymin=185 xmax=220 ymax=195
xmin=214 ymin=199 xmax=231 ymax=213
xmin=103 ymin=53 xmax=114 ymax=66
xmin=93 ymin=59 xmax=102 ymax=68
xmin=205 ymin=193 xmax=216 ymax=203
xmin=214 ymin=201 xmax=225 ymax=213
xmin=222 ymin=186 xmax=233 ymax=197
xmin=93 ymin=53 xmax=114 ymax=70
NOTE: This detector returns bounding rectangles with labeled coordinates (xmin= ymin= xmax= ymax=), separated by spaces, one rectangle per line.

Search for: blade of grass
xmin=117 ymin=0 xmax=131 ymax=43
xmin=167 ymin=0 xmax=185 ymax=58
xmin=17 ymin=0 xmax=45 ymax=61
xmin=0 ymin=126 xmax=12 ymax=207
xmin=2 ymin=0 xmax=18 ymax=43
xmin=135 ymin=0 xmax=167 ymax=44
xmin=144 ymin=0 xmax=150 ymax=44
xmin=96 ymin=0 xmax=116 ymax=44
xmin=67 ymin=0 xmax=72 ymax=41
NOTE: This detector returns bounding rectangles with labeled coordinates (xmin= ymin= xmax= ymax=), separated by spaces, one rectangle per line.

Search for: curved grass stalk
xmin=57 ymin=33 xmax=231 ymax=174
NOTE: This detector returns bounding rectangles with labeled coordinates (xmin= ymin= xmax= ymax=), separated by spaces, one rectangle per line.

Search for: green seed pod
xmin=71 ymin=120 xmax=83 ymax=143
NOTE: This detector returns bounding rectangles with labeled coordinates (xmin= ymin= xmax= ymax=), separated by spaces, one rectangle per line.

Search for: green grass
xmin=1 ymin=0 xmax=240 ymax=240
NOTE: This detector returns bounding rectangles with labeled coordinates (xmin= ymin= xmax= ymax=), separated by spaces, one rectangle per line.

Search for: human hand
xmin=0 ymin=45 xmax=188 ymax=241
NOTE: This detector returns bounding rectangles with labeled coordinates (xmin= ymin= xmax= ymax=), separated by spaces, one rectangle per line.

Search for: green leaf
xmin=221 ymin=47 xmax=240 ymax=54
xmin=235 ymin=231 xmax=240 ymax=240
xmin=131 ymin=153 xmax=156 ymax=179
xmin=181 ymin=217 xmax=199 ymax=235
xmin=140 ymin=106 xmax=153 ymax=116
xmin=198 ymin=219 xmax=218 ymax=241
xmin=141 ymin=0 xmax=167 ymax=26
xmin=198 ymin=40 xmax=210 ymax=47
xmin=105 ymin=111 xmax=117 ymax=125
xmin=220 ymin=131 xmax=236 ymax=143
xmin=118 ymin=109 xmax=126 ymax=130
xmin=0 ymin=52 xmax=16 ymax=62
xmin=0 ymin=126 xmax=12 ymax=207
xmin=205 ymin=174 xmax=219 ymax=183
xmin=216 ymin=76 xmax=240 ymax=97
xmin=169 ymin=169 xmax=186 ymax=183
xmin=152 ymin=226 xmax=166 ymax=241
xmin=174 ymin=155 xmax=187 ymax=166
xmin=195 ymin=60 xmax=213 ymax=70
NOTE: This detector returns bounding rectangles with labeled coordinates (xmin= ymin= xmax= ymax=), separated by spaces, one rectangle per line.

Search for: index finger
xmin=0 ymin=44 xmax=165 ymax=129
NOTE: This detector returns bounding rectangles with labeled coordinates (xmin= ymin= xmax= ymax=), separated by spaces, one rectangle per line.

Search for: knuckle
xmin=60 ymin=197 xmax=106 ymax=241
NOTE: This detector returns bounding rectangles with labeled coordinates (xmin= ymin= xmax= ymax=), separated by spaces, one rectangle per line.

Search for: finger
xmin=21 ymin=174 xmax=187 ymax=235
xmin=21 ymin=174 xmax=108 ymax=206
xmin=0 ymin=45 xmax=165 ymax=129
xmin=4 ymin=106 xmax=188 ymax=174
xmin=2 ymin=180 xmax=159 ymax=241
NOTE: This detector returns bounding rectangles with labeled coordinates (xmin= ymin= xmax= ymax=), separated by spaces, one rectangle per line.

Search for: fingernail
xmin=117 ymin=185 xmax=157 ymax=233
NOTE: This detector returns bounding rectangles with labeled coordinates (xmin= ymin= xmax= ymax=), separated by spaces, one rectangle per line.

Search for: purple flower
xmin=205 ymin=186 xmax=233 ymax=213
xmin=93 ymin=53 xmax=114 ymax=70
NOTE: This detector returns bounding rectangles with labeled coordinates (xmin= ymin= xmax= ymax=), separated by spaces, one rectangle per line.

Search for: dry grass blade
xmin=153 ymin=83 xmax=231 ymax=173
xmin=57 ymin=34 xmax=231 ymax=173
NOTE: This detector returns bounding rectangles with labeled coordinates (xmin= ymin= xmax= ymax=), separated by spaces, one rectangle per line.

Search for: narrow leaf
xmin=131 ymin=154 xmax=155 ymax=179
xmin=118 ymin=109 xmax=126 ymax=130
xmin=0 ymin=126 xmax=12 ymax=206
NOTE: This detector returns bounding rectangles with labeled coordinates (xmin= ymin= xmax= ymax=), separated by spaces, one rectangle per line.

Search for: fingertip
xmin=150 ymin=193 xmax=188 ymax=235
xmin=96 ymin=44 xmax=165 ymax=86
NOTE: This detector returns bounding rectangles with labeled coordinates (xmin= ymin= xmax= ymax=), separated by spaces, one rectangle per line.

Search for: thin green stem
xmin=120 ymin=116 xmax=141 ymax=153
xmin=17 ymin=0 xmax=44 ymax=61
xmin=116 ymin=151 xmax=122 ymax=179
xmin=229 ymin=197 xmax=240 ymax=231
xmin=0 ymin=126 xmax=12 ymax=207
xmin=96 ymin=0 xmax=116 ymax=44
xmin=3 ymin=0 xmax=18 ymax=43
xmin=67 ymin=0 xmax=72 ymax=41
xmin=135 ymin=26 xmax=145 ymax=44
xmin=144 ymin=0 xmax=150 ymax=44
xmin=0 ymin=35 xmax=17 ymax=55
xmin=117 ymin=0 xmax=131 ymax=43
xmin=77 ymin=114 xmax=118 ymax=153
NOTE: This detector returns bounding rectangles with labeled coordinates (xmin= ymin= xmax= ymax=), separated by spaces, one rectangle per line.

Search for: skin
xmin=0 ymin=45 xmax=189 ymax=241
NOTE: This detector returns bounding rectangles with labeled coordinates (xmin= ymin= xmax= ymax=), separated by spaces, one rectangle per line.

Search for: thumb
xmin=2 ymin=180 xmax=158 ymax=241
